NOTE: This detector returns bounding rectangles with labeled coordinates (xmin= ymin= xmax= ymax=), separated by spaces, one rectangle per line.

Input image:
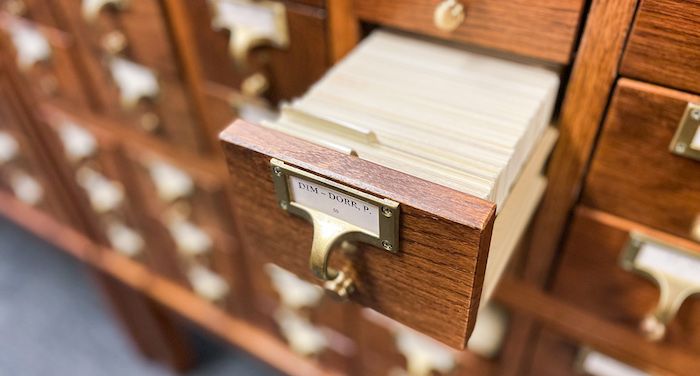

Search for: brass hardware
xmin=669 ymin=102 xmax=700 ymax=161
xmin=100 ymin=30 xmax=127 ymax=55
xmin=691 ymin=214 xmax=700 ymax=243
xmin=433 ymin=0 xmax=465 ymax=32
xmin=108 ymin=58 xmax=160 ymax=109
xmin=106 ymin=220 xmax=144 ymax=257
xmin=56 ymin=121 xmax=98 ymax=163
xmin=8 ymin=22 xmax=52 ymax=71
xmin=209 ymin=0 xmax=289 ymax=69
xmin=186 ymin=265 xmax=229 ymax=301
xmin=82 ymin=0 xmax=129 ymax=23
xmin=9 ymin=169 xmax=43 ymax=206
xmin=620 ymin=232 xmax=700 ymax=341
xmin=270 ymin=159 xmax=399 ymax=296
xmin=75 ymin=166 xmax=124 ymax=213
xmin=0 ymin=131 xmax=20 ymax=165
xmin=241 ymin=72 xmax=269 ymax=97
xmin=138 ymin=112 xmax=160 ymax=133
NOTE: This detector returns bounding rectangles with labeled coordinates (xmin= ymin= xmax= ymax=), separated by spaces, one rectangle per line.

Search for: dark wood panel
xmin=621 ymin=0 xmax=700 ymax=95
xmin=220 ymin=120 xmax=495 ymax=349
xmin=583 ymin=79 xmax=700 ymax=241
xmin=353 ymin=0 xmax=585 ymax=64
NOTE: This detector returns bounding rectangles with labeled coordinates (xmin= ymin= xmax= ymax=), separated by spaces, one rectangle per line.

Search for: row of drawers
xmin=0 ymin=0 xmax=330 ymax=156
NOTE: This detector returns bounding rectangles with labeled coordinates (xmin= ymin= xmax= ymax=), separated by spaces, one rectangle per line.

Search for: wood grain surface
xmin=546 ymin=206 xmax=700 ymax=374
xmin=221 ymin=120 xmax=495 ymax=349
xmin=583 ymin=79 xmax=700 ymax=241
xmin=352 ymin=0 xmax=585 ymax=64
xmin=621 ymin=0 xmax=700 ymax=95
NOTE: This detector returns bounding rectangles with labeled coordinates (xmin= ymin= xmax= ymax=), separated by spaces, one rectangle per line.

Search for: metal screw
xmin=691 ymin=108 xmax=700 ymax=121
xmin=381 ymin=206 xmax=392 ymax=217
xmin=279 ymin=201 xmax=288 ymax=210
xmin=273 ymin=166 xmax=283 ymax=176
xmin=381 ymin=240 xmax=392 ymax=251
xmin=675 ymin=143 xmax=687 ymax=153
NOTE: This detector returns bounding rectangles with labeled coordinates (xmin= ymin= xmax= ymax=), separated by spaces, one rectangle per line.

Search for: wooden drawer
xmin=551 ymin=207 xmax=700 ymax=367
xmin=54 ymin=0 xmax=178 ymax=76
xmin=620 ymin=0 xmax=700 ymax=95
xmin=352 ymin=0 xmax=585 ymax=64
xmin=123 ymin=145 xmax=245 ymax=310
xmin=583 ymin=79 xmax=700 ymax=242
xmin=0 ymin=18 xmax=91 ymax=109
xmin=355 ymin=305 xmax=510 ymax=376
xmin=243 ymin=252 xmax=357 ymax=374
xmin=184 ymin=0 xmax=329 ymax=103
xmin=528 ymin=327 xmax=666 ymax=376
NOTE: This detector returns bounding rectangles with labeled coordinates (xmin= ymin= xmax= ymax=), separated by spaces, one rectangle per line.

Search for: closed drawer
xmin=54 ymin=0 xmax=178 ymax=76
xmin=353 ymin=0 xmax=585 ymax=64
xmin=184 ymin=0 xmax=329 ymax=103
xmin=528 ymin=327 xmax=666 ymax=376
xmin=244 ymin=253 xmax=356 ymax=374
xmin=0 ymin=18 xmax=90 ymax=108
xmin=123 ymin=146 xmax=245 ymax=309
xmin=551 ymin=207 xmax=700 ymax=366
xmin=583 ymin=79 xmax=700 ymax=242
xmin=620 ymin=0 xmax=700 ymax=95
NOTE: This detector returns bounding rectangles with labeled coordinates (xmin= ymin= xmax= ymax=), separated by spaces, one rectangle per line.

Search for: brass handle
xmin=100 ymin=30 xmax=127 ymax=55
xmin=82 ymin=0 xmax=129 ymax=23
xmin=640 ymin=277 xmax=697 ymax=341
xmin=209 ymin=0 xmax=289 ymax=70
xmin=433 ymin=0 xmax=465 ymax=32
xmin=108 ymin=58 xmax=160 ymax=109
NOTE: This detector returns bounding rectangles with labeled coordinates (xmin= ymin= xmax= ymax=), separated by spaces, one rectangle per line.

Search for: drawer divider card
xmin=620 ymin=233 xmax=700 ymax=341
xmin=220 ymin=30 xmax=559 ymax=348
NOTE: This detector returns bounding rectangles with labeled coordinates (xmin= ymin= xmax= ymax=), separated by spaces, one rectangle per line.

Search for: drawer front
xmin=1 ymin=19 xmax=90 ymax=108
xmin=620 ymin=0 xmax=700 ymax=95
xmin=55 ymin=0 xmax=178 ymax=76
xmin=528 ymin=328 xmax=660 ymax=376
xmin=353 ymin=0 xmax=585 ymax=64
xmin=583 ymin=79 xmax=700 ymax=242
xmin=221 ymin=120 xmax=495 ymax=349
xmin=244 ymin=252 xmax=357 ymax=374
xmin=123 ymin=146 xmax=244 ymax=309
xmin=552 ymin=208 xmax=700 ymax=360
xmin=184 ymin=0 xmax=329 ymax=103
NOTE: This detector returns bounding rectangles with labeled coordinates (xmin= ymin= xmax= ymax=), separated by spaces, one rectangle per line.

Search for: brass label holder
xmin=270 ymin=159 xmax=399 ymax=296
xmin=669 ymin=102 xmax=700 ymax=162
xmin=620 ymin=232 xmax=700 ymax=341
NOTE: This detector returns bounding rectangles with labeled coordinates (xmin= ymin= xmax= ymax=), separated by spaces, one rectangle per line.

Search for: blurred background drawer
xmin=54 ymin=0 xmax=179 ymax=76
xmin=620 ymin=0 xmax=700 ymax=95
xmin=551 ymin=207 xmax=700 ymax=364
xmin=583 ymin=79 xmax=700 ymax=243
xmin=353 ymin=0 xmax=586 ymax=63
xmin=0 ymin=17 xmax=91 ymax=109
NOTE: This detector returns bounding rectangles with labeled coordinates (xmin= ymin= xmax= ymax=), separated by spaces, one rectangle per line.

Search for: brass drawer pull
xmin=8 ymin=21 xmax=52 ymax=70
xmin=82 ymin=0 xmax=129 ymax=23
xmin=146 ymin=159 xmax=194 ymax=203
xmin=75 ymin=167 xmax=124 ymax=213
xmin=186 ymin=265 xmax=229 ymax=301
xmin=620 ymin=232 xmax=700 ymax=341
xmin=9 ymin=169 xmax=43 ymax=206
xmin=669 ymin=102 xmax=700 ymax=162
xmin=108 ymin=57 xmax=160 ymax=109
xmin=0 ymin=131 xmax=20 ymax=165
xmin=433 ymin=0 xmax=465 ymax=32
xmin=56 ymin=121 xmax=98 ymax=163
xmin=271 ymin=158 xmax=399 ymax=299
xmin=106 ymin=220 xmax=144 ymax=257
xmin=209 ymin=0 xmax=289 ymax=69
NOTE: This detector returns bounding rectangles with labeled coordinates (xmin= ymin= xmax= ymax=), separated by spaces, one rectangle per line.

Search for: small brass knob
xmin=100 ymin=30 xmax=127 ymax=55
xmin=433 ymin=0 xmax=465 ymax=32
xmin=323 ymin=270 xmax=354 ymax=300
xmin=241 ymin=72 xmax=269 ymax=97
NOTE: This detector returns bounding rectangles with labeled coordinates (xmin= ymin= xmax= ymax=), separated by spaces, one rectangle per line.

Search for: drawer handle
xmin=76 ymin=167 xmax=124 ymax=213
xmin=167 ymin=218 xmax=213 ymax=256
xmin=57 ymin=121 xmax=98 ymax=162
xmin=669 ymin=102 xmax=700 ymax=162
xmin=108 ymin=57 xmax=160 ymax=109
xmin=9 ymin=169 xmax=43 ymax=206
xmin=620 ymin=232 xmax=700 ymax=341
xmin=8 ymin=22 xmax=52 ymax=70
xmin=274 ymin=307 xmax=328 ymax=356
xmin=186 ymin=265 xmax=229 ymax=301
xmin=100 ymin=30 xmax=127 ymax=55
xmin=433 ymin=0 xmax=466 ymax=32
xmin=146 ymin=159 xmax=194 ymax=202
xmin=264 ymin=263 xmax=324 ymax=309
xmin=82 ymin=0 xmax=129 ymax=23
xmin=0 ymin=131 xmax=20 ymax=165
xmin=209 ymin=0 xmax=289 ymax=69
xmin=270 ymin=159 xmax=400 ymax=299
xmin=106 ymin=220 xmax=144 ymax=257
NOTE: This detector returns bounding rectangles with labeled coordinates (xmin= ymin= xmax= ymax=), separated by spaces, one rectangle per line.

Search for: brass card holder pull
xmin=433 ymin=0 xmax=466 ymax=32
xmin=0 ymin=131 xmax=20 ymax=165
xmin=270 ymin=159 xmax=400 ymax=299
xmin=108 ymin=57 xmax=160 ymax=109
xmin=620 ymin=232 xmax=700 ymax=341
xmin=669 ymin=102 xmax=700 ymax=162
xmin=82 ymin=0 xmax=129 ymax=23
xmin=8 ymin=21 xmax=52 ymax=71
xmin=209 ymin=0 xmax=289 ymax=69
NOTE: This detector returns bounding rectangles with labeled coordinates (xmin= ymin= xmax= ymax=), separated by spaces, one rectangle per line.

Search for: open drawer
xmin=220 ymin=31 xmax=559 ymax=348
